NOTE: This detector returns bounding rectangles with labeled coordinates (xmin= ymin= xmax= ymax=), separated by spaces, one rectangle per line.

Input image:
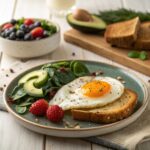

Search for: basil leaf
xmin=128 ymin=51 xmax=140 ymax=58
xmin=15 ymin=106 xmax=27 ymax=114
xmin=139 ymin=51 xmax=148 ymax=60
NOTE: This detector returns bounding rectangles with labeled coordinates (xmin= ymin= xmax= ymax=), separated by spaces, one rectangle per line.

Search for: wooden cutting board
xmin=64 ymin=29 xmax=150 ymax=76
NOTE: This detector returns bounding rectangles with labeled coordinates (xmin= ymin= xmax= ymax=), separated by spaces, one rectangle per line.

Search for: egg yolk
xmin=82 ymin=80 xmax=111 ymax=98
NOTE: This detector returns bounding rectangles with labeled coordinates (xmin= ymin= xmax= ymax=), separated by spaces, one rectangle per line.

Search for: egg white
xmin=49 ymin=76 xmax=124 ymax=110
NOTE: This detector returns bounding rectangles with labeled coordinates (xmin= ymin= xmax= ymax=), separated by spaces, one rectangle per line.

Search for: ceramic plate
xmin=3 ymin=60 xmax=149 ymax=137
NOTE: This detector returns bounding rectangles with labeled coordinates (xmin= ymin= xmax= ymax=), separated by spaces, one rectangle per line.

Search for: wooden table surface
xmin=0 ymin=0 xmax=150 ymax=150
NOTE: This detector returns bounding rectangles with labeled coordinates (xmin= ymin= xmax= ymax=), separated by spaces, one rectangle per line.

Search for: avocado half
xmin=67 ymin=14 xmax=107 ymax=33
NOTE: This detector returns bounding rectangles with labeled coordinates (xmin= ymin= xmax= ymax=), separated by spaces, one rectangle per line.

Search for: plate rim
xmin=3 ymin=59 xmax=149 ymax=131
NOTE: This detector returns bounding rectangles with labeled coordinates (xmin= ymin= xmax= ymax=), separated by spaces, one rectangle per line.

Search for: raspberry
xmin=46 ymin=105 xmax=64 ymax=122
xmin=29 ymin=99 xmax=49 ymax=116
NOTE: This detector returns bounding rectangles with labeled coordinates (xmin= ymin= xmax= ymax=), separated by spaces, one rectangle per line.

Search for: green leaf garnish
xmin=71 ymin=61 xmax=90 ymax=77
xmin=15 ymin=105 xmax=27 ymax=114
xmin=41 ymin=20 xmax=57 ymax=34
xmin=139 ymin=51 xmax=148 ymax=60
xmin=97 ymin=8 xmax=150 ymax=24
xmin=11 ymin=85 xmax=27 ymax=100
xmin=128 ymin=51 xmax=140 ymax=58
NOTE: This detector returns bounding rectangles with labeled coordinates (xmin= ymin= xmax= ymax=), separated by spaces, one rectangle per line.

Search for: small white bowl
xmin=0 ymin=20 xmax=60 ymax=58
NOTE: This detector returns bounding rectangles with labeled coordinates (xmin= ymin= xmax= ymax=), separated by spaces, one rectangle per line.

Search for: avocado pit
xmin=73 ymin=9 xmax=93 ymax=22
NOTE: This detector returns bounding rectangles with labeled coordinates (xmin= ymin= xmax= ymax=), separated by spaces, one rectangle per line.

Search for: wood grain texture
xmin=46 ymin=137 xmax=91 ymax=150
xmin=64 ymin=29 xmax=150 ymax=76
xmin=0 ymin=112 xmax=43 ymax=150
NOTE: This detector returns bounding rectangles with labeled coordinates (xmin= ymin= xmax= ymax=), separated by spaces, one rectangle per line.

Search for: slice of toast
xmin=71 ymin=89 xmax=137 ymax=124
xmin=105 ymin=17 xmax=140 ymax=48
xmin=134 ymin=22 xmax=150 ymax=50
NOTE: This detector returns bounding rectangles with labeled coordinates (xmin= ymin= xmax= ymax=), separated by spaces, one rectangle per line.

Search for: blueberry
xmin=29 ymin=24 xmax=34 ymax=31
xmin=24 ymin=33 xmax=32 ymax=41
xmin=34 ymin=21 xmax=41 ymax=27
xmin=10 ymin=19 xmax=17 ymax=25
xmin=9 ymin=27 xmax=16 ymax=32
xmin=9 ymin=32 xmax=16 ymax=40
xmin=16 ymin=30 xmax=24 ymax=38
xmin=1 ymin=32 xmax=5 ymax=38
xmin=20 ymin=24 xmax=27 ymax=31
xmin=4 ymin=29 xmax=12 ymax=37
xmin=43 ymin=30 xmax=49 ymax=38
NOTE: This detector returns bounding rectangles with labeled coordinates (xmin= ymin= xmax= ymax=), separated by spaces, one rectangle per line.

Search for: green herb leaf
xmin=11 ymin=85 xmax=27 ymax=100
xmin=41 ymin=20 xmax=57 ymax=34
xmin=128 ymin=51 xmax=140 ymax=58
xmin=15 ymin=105 xmax=27 ymax=114
xmin=96 ymin=8 xmax=150 ymax=24
xmin=139 ymin=51 xmax=148 ymax=60
xmin=19 ymin=102 xmax=32 ymax=107
xmin=55 ymin=70 xmax=76 ymax=85
xmin=17 ymin=18 xmax=25 ymax=26
xmin=71 ymin=61 xmax=90 ymax=77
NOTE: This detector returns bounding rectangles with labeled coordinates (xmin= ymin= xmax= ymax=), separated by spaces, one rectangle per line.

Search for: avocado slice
xmin=24 ymin=79 xmax=44 ymax=97
xmin=19 ymin=70 xmax=48 ymax=87
xmin=67 ymin=14 xmax=107 ymax=33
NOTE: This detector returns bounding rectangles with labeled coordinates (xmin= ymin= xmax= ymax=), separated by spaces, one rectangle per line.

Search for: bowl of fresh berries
xmin=0 ymin=18 xmax=60 ymax=58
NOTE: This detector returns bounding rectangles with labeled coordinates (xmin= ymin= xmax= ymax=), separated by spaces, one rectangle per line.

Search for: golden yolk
xmin=82 ymin=80 xmax=111 ymax=98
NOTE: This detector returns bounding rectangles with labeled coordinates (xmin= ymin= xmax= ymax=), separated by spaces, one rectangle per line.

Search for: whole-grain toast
xmin=134 ymin=22 xmax=150 ymax=50
xmin=104 ymin=17 xmax=140 ymax=48
xmin=71 ymin=89 xmax=137 ymax=124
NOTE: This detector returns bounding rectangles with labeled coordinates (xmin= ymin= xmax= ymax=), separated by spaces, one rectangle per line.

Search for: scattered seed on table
xmin=3 ymin=84 xmax=6 ymax=87
xmin=0 ymin=87 xmax=3 ymax=91
xmin=10 ymin=68 xmax=15 ymax=73
xmin=117 ymin=76 xmax=123 ymax=80
xmin=72 ymin=52 xmax=75 ymax=56
xmin=122 ymin=81 xmax=126 ymax=84
xmin=6 ymin=74 xmax=9 ymax=77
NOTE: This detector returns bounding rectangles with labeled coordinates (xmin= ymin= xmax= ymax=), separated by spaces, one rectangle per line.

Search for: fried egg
xmin=49 ymin=76 xmax=124 ymax=110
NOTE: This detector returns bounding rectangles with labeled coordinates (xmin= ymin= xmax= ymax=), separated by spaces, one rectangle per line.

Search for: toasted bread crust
xmin=105 ymin=17 xmax=140 ymax=47
xmin=71 ymin=89 xmax=137 ymax=123
xmin=134 ymin=22 xmax=150 ymax=50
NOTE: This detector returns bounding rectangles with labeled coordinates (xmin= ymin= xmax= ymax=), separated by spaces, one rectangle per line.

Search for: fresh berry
xmin=24 ymin=19 xmax=34 ymax=26
xmin=9 ymin=32 xmax=16 ymax=40
xmin=16 ymin=30 xmax=24 ymax=38
xmin=34 ymin=21 xmax=41 ymax=27
xmin=10 ymin=19 xmax=17 ymax=25
xmin=2 ymin=23 xmax=13 ymax=30
xmin=29 ymin=99 xmax=49 ymax=116
xmin=1 ymin=32 xmax=5 ymax=38
xmin=20 ymin=24 xmax=27 ymax=30
xmin=31 ymin=27 xmax=44 ymax=38
xmin=4 ymin=29 xmax=12 ymax=37
xmin=20 ymin=24 xmax=29 ymax=33
xmin=24 ymin=33 xmax=32 ymax=40
xmin=46 ymin=105 xmax=64 ymax=122
xmin=9 ymin=27 xmax=16 ymax=32
xmin=29 ymin=24 xmax=34 ymax=30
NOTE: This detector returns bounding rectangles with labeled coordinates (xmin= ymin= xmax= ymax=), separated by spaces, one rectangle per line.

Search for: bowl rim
xmin=0 ymin=18 xmax=60 ymax=43
xmin=3 ymin=59 xmax=149 ymax=131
